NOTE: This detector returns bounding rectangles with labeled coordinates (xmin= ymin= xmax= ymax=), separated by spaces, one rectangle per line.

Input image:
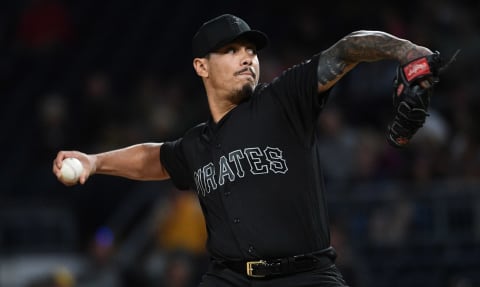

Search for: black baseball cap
xmin=192 ymin=14 xmax=269 ymax=58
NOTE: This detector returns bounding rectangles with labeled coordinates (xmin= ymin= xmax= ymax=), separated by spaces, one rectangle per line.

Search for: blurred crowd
xmin=0 ymin=0 xmax=479 ymax=286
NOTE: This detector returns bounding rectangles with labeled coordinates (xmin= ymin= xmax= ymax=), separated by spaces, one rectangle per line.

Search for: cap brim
xmin=209 ymin=30 xmax=269 ymax=54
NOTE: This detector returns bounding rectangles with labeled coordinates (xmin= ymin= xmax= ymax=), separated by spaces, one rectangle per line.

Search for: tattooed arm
xmin=317 ymin=30 xmax=433 ymax=92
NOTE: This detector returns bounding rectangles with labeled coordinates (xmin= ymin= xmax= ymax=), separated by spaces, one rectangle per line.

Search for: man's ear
xmin=193 ymin=58 xmax=208 ymax=77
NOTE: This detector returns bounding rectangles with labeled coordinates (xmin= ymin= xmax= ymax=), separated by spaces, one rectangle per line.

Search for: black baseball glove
xmin=386 ymin=51 xmax=446 ymax=148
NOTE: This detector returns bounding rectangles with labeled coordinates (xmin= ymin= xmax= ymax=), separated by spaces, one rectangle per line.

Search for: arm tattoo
xmin=317 ymin=53 xmax=347 ymax=85
xmin=317 ymin=30 xmax=432 ymax=87
xmin=334 ymin=30 xmax=430 ymax=63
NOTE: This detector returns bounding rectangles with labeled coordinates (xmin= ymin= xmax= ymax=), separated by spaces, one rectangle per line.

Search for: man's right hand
xmin=53 ymin=151 xmax=95 ymax=185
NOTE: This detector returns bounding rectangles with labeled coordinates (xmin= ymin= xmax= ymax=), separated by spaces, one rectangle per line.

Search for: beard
xmin=228 ymin=84 xmax=254 ymax=105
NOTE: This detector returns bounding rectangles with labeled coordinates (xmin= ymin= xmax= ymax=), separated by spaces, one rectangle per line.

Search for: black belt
xmin=219 ymin=247 xmax=336 ymax=278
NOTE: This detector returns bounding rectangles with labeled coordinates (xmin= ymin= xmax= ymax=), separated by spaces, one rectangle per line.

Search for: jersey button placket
xmin=213 ymin=140 xmax=243 ymax=250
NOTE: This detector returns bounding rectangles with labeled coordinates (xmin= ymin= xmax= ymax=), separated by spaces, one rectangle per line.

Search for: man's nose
xmin=241 ymin=49 xmax=253 ymax=65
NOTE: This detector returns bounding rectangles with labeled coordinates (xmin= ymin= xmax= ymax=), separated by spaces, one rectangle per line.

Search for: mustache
xmin=235 ymin=67 xmax=256 ymax=79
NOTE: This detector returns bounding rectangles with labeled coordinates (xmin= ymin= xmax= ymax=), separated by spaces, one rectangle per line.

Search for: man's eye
xmin=227 ymin=48 xmax=236 ymax=54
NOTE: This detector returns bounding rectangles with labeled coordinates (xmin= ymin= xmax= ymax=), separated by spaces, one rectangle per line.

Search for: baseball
xmin=60 ymin=157 xmax=84 ymax=183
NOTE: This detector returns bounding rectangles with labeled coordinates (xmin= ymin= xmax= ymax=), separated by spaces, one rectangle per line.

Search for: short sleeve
xmin=267 ymin=53 xmax=330 ymax=143
xmin=160 ymin=139 xmax=193 ymax=190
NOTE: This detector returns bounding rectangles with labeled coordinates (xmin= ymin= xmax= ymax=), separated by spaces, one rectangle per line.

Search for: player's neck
xmin=208 ymin=97 xmax=238 ymax=123
xmin=210 ymin=103 xmax=237 ymax=123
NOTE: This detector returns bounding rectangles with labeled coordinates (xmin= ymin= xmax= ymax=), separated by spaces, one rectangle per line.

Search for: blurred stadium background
xmin=0 ymin=0 xmax=479 ymax=286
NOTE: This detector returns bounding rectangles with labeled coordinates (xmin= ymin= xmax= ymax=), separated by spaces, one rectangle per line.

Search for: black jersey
xmin=160 ymin=53 xmax=332 ymax=261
